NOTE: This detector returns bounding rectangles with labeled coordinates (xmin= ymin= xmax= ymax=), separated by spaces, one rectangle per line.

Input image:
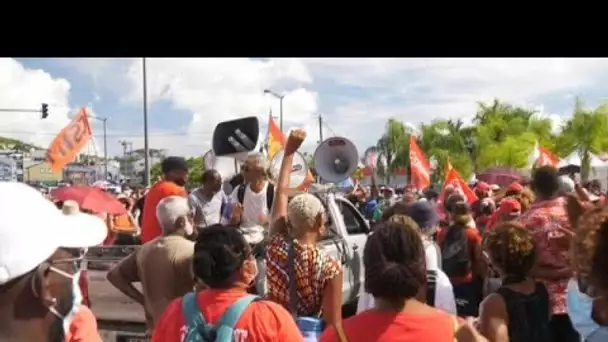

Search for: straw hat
xmin=61 ymin=200 xmax=80 ymax=216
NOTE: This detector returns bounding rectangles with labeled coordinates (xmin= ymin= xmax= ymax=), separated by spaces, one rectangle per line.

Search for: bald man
xmin=189 ymin=169 xmax=227 ymax=230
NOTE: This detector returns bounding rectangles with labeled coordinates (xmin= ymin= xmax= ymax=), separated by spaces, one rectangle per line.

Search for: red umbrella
xmin=476 ymin=167 xmax=523 ymax=187
xmin=51 ymin=186 xmax=127 ymax=215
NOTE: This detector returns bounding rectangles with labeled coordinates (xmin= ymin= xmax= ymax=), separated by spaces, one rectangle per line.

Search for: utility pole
xmin=318 ymin=114 xmax=324 ymax=144
xmin=316 ymin=115 xmax=324 ymax=183
xmin=142 ymin=57 xmax=151 ymax=187
xmin=119 ymin=140 xmax=130 ymax=180
xmin=127 ymin=142 xmax=133 ymax=180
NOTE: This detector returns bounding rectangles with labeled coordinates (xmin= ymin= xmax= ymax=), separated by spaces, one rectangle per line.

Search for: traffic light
xmin=41 ymin=103 xmax=48 ymax=119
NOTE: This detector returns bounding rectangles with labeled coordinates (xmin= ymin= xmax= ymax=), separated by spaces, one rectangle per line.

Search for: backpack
xmin=181 ymin=292 xmax=260 ymax=342
xmin=440 ymin=225 xmax=471 ymax=278
xmin=237 ymin=183 xmax=275 ymax=212
xmin=426 ymin=270 xmax=438 ymax=307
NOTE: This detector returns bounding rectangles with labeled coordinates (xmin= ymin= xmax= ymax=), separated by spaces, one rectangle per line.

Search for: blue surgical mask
xmin=566 ymin=278 xmax=608 ymax=341
xmin=48 ymin=264 xmax=83 ymax=334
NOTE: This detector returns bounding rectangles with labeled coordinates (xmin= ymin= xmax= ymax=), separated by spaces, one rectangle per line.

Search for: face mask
xmin=48 ymin=264 xmax=82 ymax=335
xmin=183 ymin=218 xmax=194 ymax=236
xmin=567 ymin=278 xmax=602 ymax=340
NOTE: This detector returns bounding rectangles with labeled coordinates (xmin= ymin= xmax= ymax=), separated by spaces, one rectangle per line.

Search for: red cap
xmin=498 ymin=198 xmax=521 ymax=216
xmin=507 ymin=182 xmax=523 ymax=193
xmin=475 ymin=181 xmax=490 ymax=194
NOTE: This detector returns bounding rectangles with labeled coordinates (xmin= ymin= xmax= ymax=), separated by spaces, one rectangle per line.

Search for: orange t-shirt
xmin=151 ymin=288 xmax=304 ymax=342
xmin=320 ymin=309 xmax=461 ymax=342
xmin=141 ymin=181 xmax=187 ymax=243
xmin=64 ymin=306 xmax=102 ymax=342
xmin=436 ymin=226 xmax=482 ymax=284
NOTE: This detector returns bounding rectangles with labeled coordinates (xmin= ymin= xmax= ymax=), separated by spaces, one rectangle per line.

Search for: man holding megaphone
xmin=228 ymin=153 xmax=275 ymax=240
xmin=224 ymin=152 xmax=275 ymax=295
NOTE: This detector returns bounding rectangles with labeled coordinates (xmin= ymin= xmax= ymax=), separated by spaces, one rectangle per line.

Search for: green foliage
xmin=150 ymin=157 xmax=204 ymax=189
xmin=0 ymin=136 xmax=41 ymax=152
xmin=373 ymin=98 xmax=608 ymax=183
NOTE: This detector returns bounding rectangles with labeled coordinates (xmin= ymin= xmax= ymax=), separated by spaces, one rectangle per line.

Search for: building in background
xmin=23 ymin=162 xmax=63 ymax=185
xmin=118 ymin=148 xmax=166 ymax=184
xmin=0 ymin=157 xmax=17 ymax=182
xmin=64 ymin=163 xmax=99 ymax=185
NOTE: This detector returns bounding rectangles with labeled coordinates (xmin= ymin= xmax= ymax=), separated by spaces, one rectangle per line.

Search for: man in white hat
xmin=0 ymin=182 xmax=107 ymax=342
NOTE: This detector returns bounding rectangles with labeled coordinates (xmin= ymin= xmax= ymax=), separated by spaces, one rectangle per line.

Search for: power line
xmin=321 ymin=120 xmax=338 ymax=137
xmin=0 ymin=130 xmax=203 ymax=138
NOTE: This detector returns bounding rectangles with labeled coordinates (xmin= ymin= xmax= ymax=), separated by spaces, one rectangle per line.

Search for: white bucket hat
xmin=0 ymin=182 xmax=107 ymax=285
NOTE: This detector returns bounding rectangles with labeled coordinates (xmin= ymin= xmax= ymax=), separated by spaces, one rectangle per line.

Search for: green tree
xmin=374 ymin=99 xmax=568 ymax=184
xmin=419 ymin=119 xmax=474 ymax=181
xmin=473 ymin=100 xmax=553 ymax=170
xmin=376 ymin=119 xmax=410 ymax=183
xmin=555 ymin=98 xmax=608 ymax=181
xmin=150 ymin=157 xmax=205 ymax=189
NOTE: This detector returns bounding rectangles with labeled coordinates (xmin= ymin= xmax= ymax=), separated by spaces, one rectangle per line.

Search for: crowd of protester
xmin=3 ymin=128 xmax=608 ymax=341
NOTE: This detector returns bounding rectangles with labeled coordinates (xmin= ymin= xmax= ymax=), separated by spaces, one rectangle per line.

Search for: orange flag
xmin=45 ymin=108 xmax=92 ymax=172
xmin=266 ymin=115 xmax=314 ymax=189
xmin=409 ymin=136 xmax=431 ymax=190
xmin=439 ymin=161 xmax=478 ymax=205
xmin=537 ymin=145 xmax=560 ymax=168
xmin=267 ymin=114 xmax=285 ymax=159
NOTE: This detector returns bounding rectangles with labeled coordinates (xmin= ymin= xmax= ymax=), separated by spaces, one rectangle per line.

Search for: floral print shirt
xmin=515 ymin=197 xmax=572 ymax=315
xmin=265 ymin=234 xmax=342 ymax=316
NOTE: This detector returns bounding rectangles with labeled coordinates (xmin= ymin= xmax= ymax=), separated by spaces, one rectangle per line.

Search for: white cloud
xmin=8 ymin=58 xmax=608 ymax=161
xmin=0 ymin=58 xmax=72 ymax=149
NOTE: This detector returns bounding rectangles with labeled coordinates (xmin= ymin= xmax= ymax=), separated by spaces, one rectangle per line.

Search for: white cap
xmin=558 ymin=175 xmax=575 ymax=193
xmin=0 ymin=182 xmax=107 ymax=285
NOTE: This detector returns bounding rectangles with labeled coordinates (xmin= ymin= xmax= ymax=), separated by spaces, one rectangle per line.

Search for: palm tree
xmin=376 ymin=119 xmax=410 ymax=183
xmin=556 ymin=98 xmax=608 ymax=181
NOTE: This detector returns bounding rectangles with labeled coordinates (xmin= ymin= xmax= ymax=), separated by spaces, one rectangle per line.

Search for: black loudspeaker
xmin=212 ymin=117 xmax=260 ymax=159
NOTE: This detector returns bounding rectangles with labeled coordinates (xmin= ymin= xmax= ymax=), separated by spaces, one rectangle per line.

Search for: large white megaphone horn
xmin=269 ymin=149 xmax=309 ymax=188
xmin=313 ymin=137 xmax=359 ymax=183
xmin=203 ymin=149 xmax=239 ymax=181
xmin=212 ymin=116 xmax=262 ymax=161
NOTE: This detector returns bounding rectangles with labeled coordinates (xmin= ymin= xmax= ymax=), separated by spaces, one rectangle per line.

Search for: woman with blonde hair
xmin=266 ymin=130 xmax=343 ymax=340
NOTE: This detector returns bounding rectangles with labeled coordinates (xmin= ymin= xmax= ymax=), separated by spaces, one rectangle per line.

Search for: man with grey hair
xmin=228 ymin=152 xmax=275 ymax=295
xmin=229 ymin=152 xmax=275 ymax=244
xmin=107 ymin=196 xmax=196 ymax=333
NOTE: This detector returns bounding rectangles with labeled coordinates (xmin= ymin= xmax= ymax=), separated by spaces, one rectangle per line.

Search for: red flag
xmin=439 ymin=161 xmax=477 ymax=205
xmin=409 ymin=136 xmax=431 ymax=190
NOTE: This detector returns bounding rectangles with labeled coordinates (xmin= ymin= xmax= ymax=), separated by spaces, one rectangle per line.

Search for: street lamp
xmin=88 ymin=115 xmax=109 ymax=180
xmin=263 ymin=89 xmax=285 ymax=132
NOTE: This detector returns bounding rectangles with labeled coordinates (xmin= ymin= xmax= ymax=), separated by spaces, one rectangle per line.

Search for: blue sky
xmin=3 ymin=58 xmax=608 ymax=158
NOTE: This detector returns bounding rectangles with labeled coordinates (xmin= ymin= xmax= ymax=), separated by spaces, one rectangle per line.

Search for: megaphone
xmin=212 ymin=116 xmax=261 ymax=160
xmin=203 ymin=149 xmax=239 ymax=181
xmin=313 ymin=137 xmax=359 ymax=183
xmin=269 ymin=149 xmax=309 ymax=188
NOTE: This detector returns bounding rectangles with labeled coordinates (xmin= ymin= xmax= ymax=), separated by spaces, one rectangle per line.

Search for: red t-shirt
xmin=151 ymin=288 xmax=304 ymax=342
xmin=320 ymin=309 xmax=461 ymax=342
xmin=64 ymin=306 xmax=102 ymax=342
xmin=141 ymin=181 xmax=186 ymax=243
xmin=436 ymin=225 xmax=482 ymax=284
